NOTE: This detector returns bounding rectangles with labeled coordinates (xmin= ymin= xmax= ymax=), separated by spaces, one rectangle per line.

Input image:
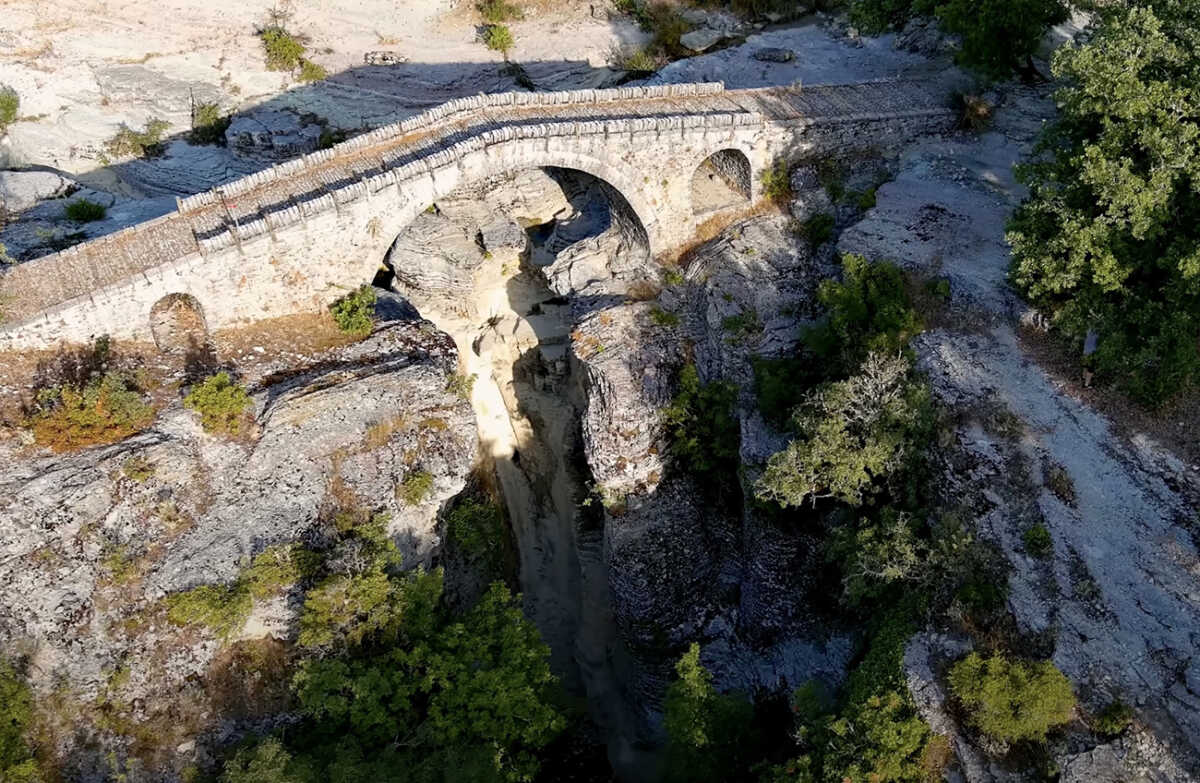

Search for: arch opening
xmin=149 ymin=293 xmax=209 ymax=354
xmin=691 ymin=148 xmax=752 ymax=215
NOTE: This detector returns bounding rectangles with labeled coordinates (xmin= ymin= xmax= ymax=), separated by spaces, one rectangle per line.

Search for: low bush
xmin=105 ymin=118 xmax=170 ymax=159
xmin=189 ymin=102 xmax=231 ymax=145
xmin=613 ymin=46 xmax=660 ymax=72
xmin=0 ymin=86 xmax=18 ymax=134
xmin=0 ymin=660 xmax=41 ymax=782
xmin=1022 ymin=524 xmax=1053 ymax=558
xmin=260 ymin=27 xmax=305 ymax=71
xmin=1092 ymin=699 xmax=1133 ymax=737
xmin=445 ymin=371 xmax=476 ymax=400
xmin=482 ymin=24 xmax=515 ymax=54
xmin=297 ymin=59 xmax=327 ymax=83
xmin=329 ymin=285 xmax=376 ymax=336
xmin=398 ymin=470 xmax=434 ymax=506
xmin=949 ymin=652 xmax=1075 ymax=743
xmin=478 ymin=0 xmax=523 ymax=22
xmin=166 ymin=583 xmax=253 ymax=640
xmin=243 ymin=545 xmax=316 ymax=599
xmin=752 ymin=355 xmax=822 ymax=426
xmin=29 ymin=371 xmax=156 ymax=452
xmin=663 ymin=363 xmax=740 ymax=481
xmin=63 ymin=198 xmax=107 ymax=222
xmin=953 ymin=92 xmax=993 ymax=132
xmin=761 ymin=159 xmax=793 ymax=203
xmin=184 ymin=372 xmax=252 ymax=435
xmin=649 ymin=305 xmax=680 ymax=327
xmin=796 ymin=212 xmax=835 ymax=246
xmin=121 ymin=455 xmax=154 ymax=482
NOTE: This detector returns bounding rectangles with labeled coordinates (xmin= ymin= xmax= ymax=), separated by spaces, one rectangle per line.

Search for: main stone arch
xmin=344 ymin=141 xmax=669 ymax=287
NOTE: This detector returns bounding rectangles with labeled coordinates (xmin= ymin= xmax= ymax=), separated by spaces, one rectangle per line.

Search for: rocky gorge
xmin=1 ymin=5 xmax=1199 ymax=783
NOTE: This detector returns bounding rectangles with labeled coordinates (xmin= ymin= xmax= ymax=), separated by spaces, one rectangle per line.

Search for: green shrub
xmin=721 ymin=308 xmax=761 ymax=341
xmin=856 ymin=187 xmax=878 ymax=210
xmin=121 ymin=455 xmax=154 ymax=482
xmin=447 ymin=498 xmax=506 ymax=559
xmin=1022 ymin=524 xmax=1053 ymax=558
xmin=796 ymin=213 xmax=835 ymax=246
xmin=105 ymin=118 xmax=170 ymax=159
xmin=329 ymin=285 xmax=376 ymax=336
xmin=650 ymin=305 xmax=680 ymax=327
xmin=445 ymin=371 xmax=476 ymax=400
xmin=220 ymin=738 xmax=314 ymax=783
xmin=949 ymin=653 xmax=1075 ymax=742
xmin=663 ymin=363 xmax=740 ymax=481
xmin=756 ymin=353 xmax=932 ymax=509
xmin=1092 ymin=699 xmax=1133 ymax=737
xmin=482 ymin=24 xmax=514 ymax=54
xmin=663 ymin=644 xmax=756 ymax=783
xmin=1008 ymin=4 xmax=1200 ymax=406
xmin=0 ymin=86 xmax=18 ymax=134
xmin=752 ymin=356 xmax=822 ymax=427
xmin=260 ymin=27 xmax=306 ymax=71
xmin=166 ymin=583 xmax=253 ymax=640
xmin=803 ymin=254 xmax=924 ymax=377
xmin=398 ymin=470 xmax=434 ymax=505
xmin=63 ymin=198 xmax=106 ymax=222
xmin=244 ymin=545 xmax=315 ymax=599
xmin=189 ymin=102 xmax=231 ymax=145
xmin=761 ymin=159 xmax=793 ymax=202
xmin=0 ymin=661 xmax=40 ymax=782
xmin=185 ymin=372 xmax=252 ymax=435
xmin=478 ymin=0 xmax=523 ymax=22
xmin=614 ymin=46 xmax=660 ymax=72
xmin=297 ymin=59 xmax=327 ymax=83
xmin=29 ymin=371 xmax=156 ymax=452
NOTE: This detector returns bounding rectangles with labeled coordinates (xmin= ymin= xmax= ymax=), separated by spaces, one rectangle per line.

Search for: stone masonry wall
xmin=0 ymin=80 xmax=954 ymax=351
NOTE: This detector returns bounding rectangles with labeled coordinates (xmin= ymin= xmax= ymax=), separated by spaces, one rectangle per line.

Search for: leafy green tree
xmin=662 ymin=644 xmax=756 ymax=783
xmin=1008 ymin=1 xmax=1200 ymax=405
xmin=296 ymin=514 xmax=440 ymax=651
xmin=936 ymin=0 xmax=1067 ymax=77
xmin=293 ymin=582 xmax=564 ymax=782
xmin=849 ymin=0 xmax=1064 ymax=76
xmin=663 ymin=363 xmax=740 ymax=481
xmin=804 ymin=254 xmax=923 ymax=378
xmin=757 ymin=353 xmax=932 ymax=508
xmin=948 ymin=653 xmax=1075 ymax=742
xmin=822 ymin=691 xmax=932 ymax=783
xmin=221 ymin=738 xmax=316 ymax=783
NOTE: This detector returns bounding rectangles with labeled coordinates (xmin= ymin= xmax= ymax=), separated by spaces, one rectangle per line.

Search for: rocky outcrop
xmin=0 ymin=315 xmax=477 ymax=772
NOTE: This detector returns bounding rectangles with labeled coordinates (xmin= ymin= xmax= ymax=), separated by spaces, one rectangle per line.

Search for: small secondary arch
xmin=149 ymin=293 xmax=208 ymax=353
xmin=691 ymin=148 xmax=753 ymax=215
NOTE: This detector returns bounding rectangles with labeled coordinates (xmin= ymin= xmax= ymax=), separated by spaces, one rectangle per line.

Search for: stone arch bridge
xmin=0 ymin=79 xmax=953 ymax=351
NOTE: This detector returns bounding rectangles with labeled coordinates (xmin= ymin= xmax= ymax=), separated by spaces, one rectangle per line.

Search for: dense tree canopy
xmin=1008 ymin=0 xmax=1200 ymax=404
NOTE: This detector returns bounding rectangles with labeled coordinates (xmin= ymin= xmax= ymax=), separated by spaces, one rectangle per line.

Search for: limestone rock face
xmin=225 ymin=109 xmax=324 ymax=160
xmin=0 ymin=170 xmax=76 ymax=215
xmin=0 ymin=317 xmax=477 ymax=765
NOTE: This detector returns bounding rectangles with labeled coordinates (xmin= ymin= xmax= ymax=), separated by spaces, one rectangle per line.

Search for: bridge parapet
xmin=0 ymin=79 xmax=954 ymax=348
